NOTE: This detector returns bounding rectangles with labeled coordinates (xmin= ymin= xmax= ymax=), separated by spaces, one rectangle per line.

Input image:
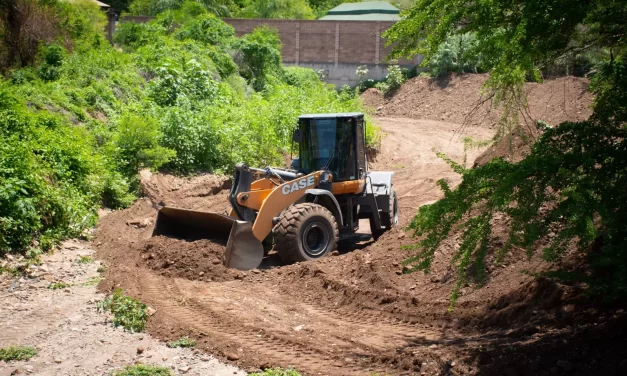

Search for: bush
xmin=375 ymin=64 xmax=407 ymax=94
xmin=96 ymin=289 xmax=148 ymax=333
xmin=427 ymin=33 xmax=487 ymax=77
xmin=167 ymin=336 xmax=196 ymax=348
xmin=113 ymin=364 xmax=171 ymax=376
xmin=0 ymin=346 xmax=37 ymax=362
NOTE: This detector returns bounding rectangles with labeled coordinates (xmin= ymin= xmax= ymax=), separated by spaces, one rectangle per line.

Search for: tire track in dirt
xmin=139 ymin=272 xmax=399 ymax=375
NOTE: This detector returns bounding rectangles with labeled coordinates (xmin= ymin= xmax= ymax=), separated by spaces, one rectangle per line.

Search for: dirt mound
xmin=142 ymin=236 xmax=239 ymax=282
xmin=361 ymin=87 xmax=384 ymax=109
xmin=368 ymin=74 xmax=593 ymax=129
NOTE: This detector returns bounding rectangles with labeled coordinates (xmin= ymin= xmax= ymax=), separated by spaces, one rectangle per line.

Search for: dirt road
xmin=0 ymin=240 xmax=244 ymax=376
xmin=94 ymin=118 xmax=496 ymax=375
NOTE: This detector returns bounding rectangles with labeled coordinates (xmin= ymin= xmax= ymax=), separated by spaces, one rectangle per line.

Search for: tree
xmin=384 ymin=0 xmax=627 ymax=306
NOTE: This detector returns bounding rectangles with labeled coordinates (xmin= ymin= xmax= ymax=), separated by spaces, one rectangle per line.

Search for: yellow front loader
xmin=152 ymin=113 xmax=398 ymax=270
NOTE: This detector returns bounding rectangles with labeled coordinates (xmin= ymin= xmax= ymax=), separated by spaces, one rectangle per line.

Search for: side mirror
xmin=292 ymin=129 xmax=302 ymax=143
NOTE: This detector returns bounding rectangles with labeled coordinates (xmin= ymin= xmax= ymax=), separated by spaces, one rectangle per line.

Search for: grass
xmin=96 ymin=289 xmax=148 ymax=333
xmin=48 ymin=281 xmax=71 ymax=290
xmin=81 ymin=276 xmax=102 ymax=286
xmin=0 ymin=346 xmax=37 ymax=362
xmin=249 ymin=368 xmax=302 ymax=376
xmin=77 ymin=256 xmax=94 ymax=264
xmin=112 ymin=364 xmax=171 ymax=376
xmin=166 ymin=336 xmax=196 ymax=348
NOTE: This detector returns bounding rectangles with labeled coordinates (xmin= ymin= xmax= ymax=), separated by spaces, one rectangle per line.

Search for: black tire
xmin=370 ymin=188 xmax=398 ymax=241
xmin=274 ymin=203 xmax=339 ymax=264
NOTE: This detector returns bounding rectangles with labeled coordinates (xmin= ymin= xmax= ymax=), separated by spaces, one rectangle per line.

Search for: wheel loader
xmin=152 ymin=113 xmax=398 ymax=270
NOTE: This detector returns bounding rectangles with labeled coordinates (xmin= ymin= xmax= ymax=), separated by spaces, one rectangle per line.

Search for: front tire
xmin=370 ymin=188 xmax=398 ymax=241
xmin=274 ymin=203 xmax=339 ymax=264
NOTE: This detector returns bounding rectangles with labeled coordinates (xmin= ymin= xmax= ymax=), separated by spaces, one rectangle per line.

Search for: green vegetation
xmin=97 ymin=289 xmax=148 ymax=332
xmin=387 ymin=0 xmax=627 ymax=306
xmin=249 ymin=368 xmax=302 ymax=376
xmin=112 ymin=364 xmax=171 ymax=376
xmin=125 ymin=0 xmax=359 ymax=19
xmin=48 ymin=281 xmax=71 ymax=290
xmin=166 ymin=336 xmax=196 ymax=348
xmin=0 ymin=346 xmax=37 ymax=362
xmin=1 ymin=0 xmax=368 ymax=258
xmin=77 ymin=256 xmax=94 ymax=264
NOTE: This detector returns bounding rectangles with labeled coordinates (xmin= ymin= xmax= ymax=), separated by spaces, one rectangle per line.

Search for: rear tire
xmin=370 ymin=188 xmax=398 ymax=241
xmin=274 ymin=203 xmax=339 ymax=264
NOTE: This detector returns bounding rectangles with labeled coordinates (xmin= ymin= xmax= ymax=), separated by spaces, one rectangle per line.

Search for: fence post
xmin=107 ymin=8 xmax=117 ymax=44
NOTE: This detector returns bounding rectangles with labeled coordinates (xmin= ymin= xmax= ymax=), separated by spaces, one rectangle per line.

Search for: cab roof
xmin=298 ymin=113 xmax=364 ymax=119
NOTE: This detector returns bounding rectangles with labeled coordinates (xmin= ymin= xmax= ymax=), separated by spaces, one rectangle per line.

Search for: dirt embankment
xmin=363 ymin=74 xmax=594 ymax=166
xmin=94 ymin=77 xmax=625 ymax=375
xmin=362 ymin=74 xmax=593 ymax=128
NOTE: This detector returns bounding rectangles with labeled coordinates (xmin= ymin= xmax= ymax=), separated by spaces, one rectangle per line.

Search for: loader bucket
xmin=152 ymin=207 xmax=264 ymax=270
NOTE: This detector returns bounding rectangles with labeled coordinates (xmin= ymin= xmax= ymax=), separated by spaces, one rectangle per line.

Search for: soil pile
xmin=363 ymin=74 xmax=593 ymax=129
xmin=142 ymin=236 xmax=239 ymax=282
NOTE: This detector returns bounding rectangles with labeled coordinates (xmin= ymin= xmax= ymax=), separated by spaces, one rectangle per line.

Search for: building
xmin=320 ymin=1 xmax=401 ymax=21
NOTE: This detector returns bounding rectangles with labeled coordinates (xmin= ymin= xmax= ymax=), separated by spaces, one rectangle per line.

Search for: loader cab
xmin=293 ymin=113 xmax=367 ymax=182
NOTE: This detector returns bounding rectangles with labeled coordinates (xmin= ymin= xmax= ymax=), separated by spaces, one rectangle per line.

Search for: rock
xmin=395 ymin=270 xmax=402 ymax=275
xmin=136 ymin=346 xmax=144 ymax=355
xmin=199 ymin=271 xmax=205 ymax=277
xmin=293 ymin=324 xmax=305 ymax=332
xmin=402 ymin=265 xmax=410 ymax=273
xmin=330 ymin=250 xmax=340 ymax=256
xmin=226 ymin=353 xmax=240 ymax=361
xmin=10 ymin=369 xmax=21 ymax=375
xmin=556 ymin=360 xmax=573 ymax=372
xmin=212 ymin=259 xmax=222 ymax=265
xmin=178 ymin=366 xmax=191 ymax=373
xmin=24 ymin=366 xmax=33 ymax=373
xmin=201 ymin=356 xmax=211 ymax=362
xmin=428 ymin=344 xmax=438 ymax=349
xmin=398 ymin=232 xmax=405 ymax=239
xmin=39 ymin=264 xmax=49 ymax=273
xmin=54 ymin=358 xmax=62 ymax=364
xmin=146 ymin=306 xmax=157 ymax=316
xmin=430 ymin=275 xmax=440 ymax=283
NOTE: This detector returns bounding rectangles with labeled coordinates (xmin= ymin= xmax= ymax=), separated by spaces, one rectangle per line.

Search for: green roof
xmin=320 ymin=1 xmax=400 ymax=21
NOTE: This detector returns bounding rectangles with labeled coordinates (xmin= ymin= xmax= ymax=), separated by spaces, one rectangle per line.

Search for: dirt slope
xmin=95 ymin=116 xmax=626 ymax=375
xmin=363 ymin=75 xmax=593 ymax=129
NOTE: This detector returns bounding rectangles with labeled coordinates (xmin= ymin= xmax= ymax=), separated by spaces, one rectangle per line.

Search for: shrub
xmin=96 ymin=289 xmax=148 ymax=333
xmin=0 ymin=346 xmax=37 ymax=362
xmin=232 ymin=25 xmax=282 ymax=91
xmin=167 ymin=336 xmax=196 ymax=348
xmin=375 ymin=64 xmax=406 ymax=94
xmin=113 ymin=364 xmax=171 ymax=376
xmin=427 ymin=33 xmax=487 ymax=77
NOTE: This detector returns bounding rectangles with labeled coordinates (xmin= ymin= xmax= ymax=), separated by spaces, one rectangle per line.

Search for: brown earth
xmin=363 ymin=74 xmax=593 ymax=129
xmin=362 ymin=74 xmax=594 ymax=166
xmin=94 ymin=78 xmax=625 ymax=375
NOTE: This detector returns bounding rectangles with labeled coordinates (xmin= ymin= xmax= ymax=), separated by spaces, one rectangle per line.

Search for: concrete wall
xmin=119 ymin=16 xmax=421 ymax=87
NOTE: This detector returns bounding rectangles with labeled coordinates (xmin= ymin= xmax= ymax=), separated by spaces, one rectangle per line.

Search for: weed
xmin=249 ymin=368 xmax=302 ymax=376
xmin=166 ymin=336 xmax=196 ymax=348
xmin=81 ymin=276 xmax=102 ymax=286
xmin=48 ymin=281 xmax=71 ymax=290
xmin=77 ymin=256 xmax=94 ymax=264
xmin=96 ymin=289 xmax=148 ymax=333
xmin=0 ymin=346 xmax=37 ymax=362
xmin=113 ymin=364 xmax=171 ymax=376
